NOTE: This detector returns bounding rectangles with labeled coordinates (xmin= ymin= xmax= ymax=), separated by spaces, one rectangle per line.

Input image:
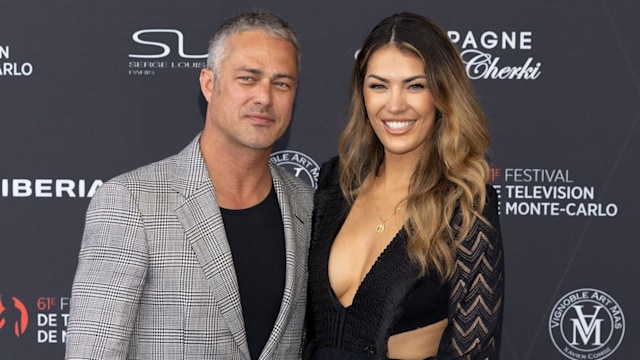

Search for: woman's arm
xmin=439 ymin=185 xmax=505 ymax=360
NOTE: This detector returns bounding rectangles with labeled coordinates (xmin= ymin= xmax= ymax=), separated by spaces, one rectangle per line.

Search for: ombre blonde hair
xmin=339 ymin=13 xmax=491 ymax=280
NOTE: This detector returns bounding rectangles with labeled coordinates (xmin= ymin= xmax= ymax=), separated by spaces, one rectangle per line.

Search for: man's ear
xmin=199 ymin=68 xmax=214 ymax=102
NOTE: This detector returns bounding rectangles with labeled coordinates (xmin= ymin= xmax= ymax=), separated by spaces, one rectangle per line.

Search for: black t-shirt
xmin=221 ymin=186 xmax=286 ymax=359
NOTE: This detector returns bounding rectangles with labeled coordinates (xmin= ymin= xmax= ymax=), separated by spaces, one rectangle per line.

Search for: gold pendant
xmin=376 ymin=223 xmax=385 ymax=233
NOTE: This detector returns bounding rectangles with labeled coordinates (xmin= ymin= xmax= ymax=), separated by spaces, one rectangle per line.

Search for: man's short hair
xmin=207 ymin=10 xmax=301 ymax=79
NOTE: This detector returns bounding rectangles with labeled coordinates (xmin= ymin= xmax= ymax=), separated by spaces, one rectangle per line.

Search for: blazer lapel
xmin=260 ymin=164 xmax=310 ymax=357
xmin=173 ymin=135 xmax=250 ymax=359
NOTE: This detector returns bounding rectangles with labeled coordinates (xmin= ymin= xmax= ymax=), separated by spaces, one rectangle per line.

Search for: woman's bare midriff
xmin=387 ymin=318 xmax=448 ymax=359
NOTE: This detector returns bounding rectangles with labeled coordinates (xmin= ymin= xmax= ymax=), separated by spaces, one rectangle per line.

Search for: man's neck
xmin=199 ymin=137 xmax=273 ymax=210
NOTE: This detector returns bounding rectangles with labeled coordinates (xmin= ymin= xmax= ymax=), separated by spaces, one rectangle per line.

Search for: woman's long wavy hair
xmin=338 ymin=13 xmax=491 ymax=280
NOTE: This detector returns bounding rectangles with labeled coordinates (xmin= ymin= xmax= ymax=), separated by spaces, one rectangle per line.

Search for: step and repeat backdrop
xmin=1 ymin=1 xmax=638 ymax=359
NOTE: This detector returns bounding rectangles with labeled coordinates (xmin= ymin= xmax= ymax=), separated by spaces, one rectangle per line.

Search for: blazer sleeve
xmin=65 ymin=181 xmax=148 ymax=360
xmin=439 ymin=185 xmax=505 ymax=360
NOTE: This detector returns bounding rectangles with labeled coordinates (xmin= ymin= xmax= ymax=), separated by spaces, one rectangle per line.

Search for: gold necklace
xmin=372 ymin=177 xmax=406 ymax=234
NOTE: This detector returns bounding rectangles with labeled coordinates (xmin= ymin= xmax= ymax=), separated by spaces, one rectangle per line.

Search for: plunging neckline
xmin=327 ymin=227 xmax=406 ymax=309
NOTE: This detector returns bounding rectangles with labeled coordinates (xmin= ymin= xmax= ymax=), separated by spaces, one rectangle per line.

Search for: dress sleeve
xmin=439 ymin=185 xmax=505 ymax=360
xmin=65 ymin=181 xmax=148 ymax=360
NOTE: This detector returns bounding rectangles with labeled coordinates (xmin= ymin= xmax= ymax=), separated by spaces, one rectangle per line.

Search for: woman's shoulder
xmin=313 ymin=156 xmax=346 ymax=214
xmin=317 ymin=156 xmax=341 ymax=190
xmin=451 ymin=183 xmax=502 ymax=250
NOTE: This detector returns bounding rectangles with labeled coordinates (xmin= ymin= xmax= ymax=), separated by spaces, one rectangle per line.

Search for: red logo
xmin=0 ymin=295 xmax=29 ymax=338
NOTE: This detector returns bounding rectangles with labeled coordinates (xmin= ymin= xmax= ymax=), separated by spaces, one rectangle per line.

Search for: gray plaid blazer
xmin=65 ymin=134 xmax=314 ymax=359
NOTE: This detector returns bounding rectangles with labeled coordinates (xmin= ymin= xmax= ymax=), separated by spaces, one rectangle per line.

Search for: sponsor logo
xmin=1 ymin=178 xmax=103 ymax=198
xmin=0 ymin=45 xmax=34 ymax=77
xmin=491 ymin=168 xmax=618 ymax=217
xmin=270 ymin=150 xmax=319 ymax=188
xmin=36 ymin=296 xmax=70 ymax=344
xmin=0 ymin=294 xmax=71 ymax=344
xmin=549 ymin=288 xmax=625 ymax=360
xmin=355 ymin=30 xmax=541 ymax=81
xmin=448 ymin=30 xmax=541 ymax=80
xmin=128 ymin=29 xmax=207 ymax=76
xmin=0 ymin=295 xmax=29 ymax=338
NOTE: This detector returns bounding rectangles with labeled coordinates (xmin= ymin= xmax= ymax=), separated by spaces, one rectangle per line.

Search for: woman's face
xmin=363 ymin=46 xmax=437 ymax=160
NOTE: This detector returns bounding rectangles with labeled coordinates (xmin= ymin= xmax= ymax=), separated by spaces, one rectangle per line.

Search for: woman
xmin=306 ymin=13 xmax=504 ymax=359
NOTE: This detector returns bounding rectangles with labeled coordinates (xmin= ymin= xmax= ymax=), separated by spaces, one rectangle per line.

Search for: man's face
xmin=200 ymin=30 xmax=298 ymax=153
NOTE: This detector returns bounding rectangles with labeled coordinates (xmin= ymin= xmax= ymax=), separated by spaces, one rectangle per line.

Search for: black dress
xmin=305 ymin=157 xmax=504 ymax=359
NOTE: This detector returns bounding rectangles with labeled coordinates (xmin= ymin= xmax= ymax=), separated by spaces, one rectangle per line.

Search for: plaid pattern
xmin=65 ymin=134 xmax=314 ymax=360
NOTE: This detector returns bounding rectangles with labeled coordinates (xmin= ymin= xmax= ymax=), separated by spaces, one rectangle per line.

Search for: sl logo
xmin=129 ymin=29 xmax=207 ymax=59
xmin=0 ymin=295 xmax=29 ymax=338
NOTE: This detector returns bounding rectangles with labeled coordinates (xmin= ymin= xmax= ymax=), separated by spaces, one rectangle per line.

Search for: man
xmin=65 ymin=10 xmax=313 ymax=359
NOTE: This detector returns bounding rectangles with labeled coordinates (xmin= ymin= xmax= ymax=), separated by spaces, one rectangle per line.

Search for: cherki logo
xmin=447 ymin=30 xmax=541 ymax=80
xmin=0 ymin=295 xmax=29 ymax=338
xmin=355 ymin=30 xmax=541 ymax=80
